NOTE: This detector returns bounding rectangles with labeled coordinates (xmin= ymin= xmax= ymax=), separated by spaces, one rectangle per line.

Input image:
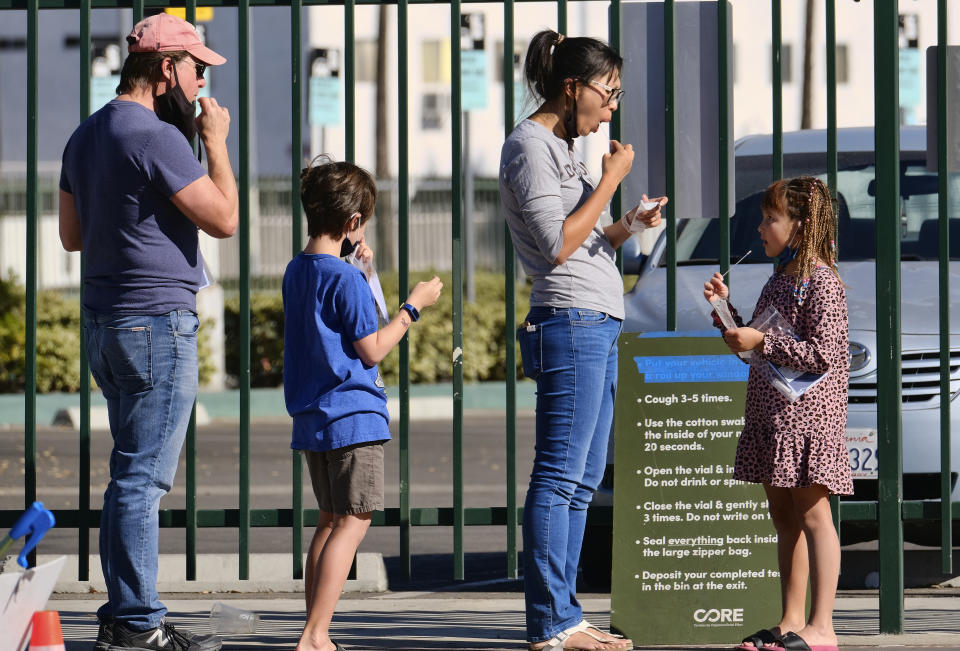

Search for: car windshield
xmin=673 ymin=154 xmax=960 ymax=265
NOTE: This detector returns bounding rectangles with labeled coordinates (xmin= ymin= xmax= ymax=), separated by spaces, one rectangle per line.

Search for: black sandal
xmin=735 ymin=629 xmax=779 ymax=650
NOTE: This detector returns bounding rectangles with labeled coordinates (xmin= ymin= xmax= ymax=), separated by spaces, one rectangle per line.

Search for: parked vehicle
xmin=582 ymin=126 xmax=960 ymax=588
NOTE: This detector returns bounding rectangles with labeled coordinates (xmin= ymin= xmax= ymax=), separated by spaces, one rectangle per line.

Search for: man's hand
xmin=722 ymin=327 xmax=764 ymax=353
xmin=195 ymin=97 xmax=230 ymax=144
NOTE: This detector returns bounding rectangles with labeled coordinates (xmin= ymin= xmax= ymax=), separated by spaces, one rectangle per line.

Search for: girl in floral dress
xmin=703 ymin=176 xmax=852 ymax=651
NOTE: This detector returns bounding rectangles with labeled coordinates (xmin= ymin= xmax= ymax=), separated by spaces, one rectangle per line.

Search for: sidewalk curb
xmin=4 ymin=553 xmax=388 ymax=594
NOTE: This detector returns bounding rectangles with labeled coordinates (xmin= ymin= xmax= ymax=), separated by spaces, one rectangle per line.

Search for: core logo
xmin=693 ymin=608 xmax=744 ymax=626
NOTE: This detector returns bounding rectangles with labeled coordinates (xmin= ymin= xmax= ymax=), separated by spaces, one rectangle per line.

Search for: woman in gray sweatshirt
xmin=499 ymin=28 xmax=667 ymax=651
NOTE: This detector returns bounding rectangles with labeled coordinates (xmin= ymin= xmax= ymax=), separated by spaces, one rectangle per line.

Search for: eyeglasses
xmin=586 ymin=79 xmax=624 ymax=106
xmin=193 ymin=62 xmax=207 ymax=79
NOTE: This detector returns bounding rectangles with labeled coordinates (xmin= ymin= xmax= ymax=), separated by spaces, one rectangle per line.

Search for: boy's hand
xmin=407 ymin=276 xmax=443 ymax=311
xmin=354 ymin=238 xmax=373 ymax=265
xmin=704 ymin=272 xmax=729 ymax=303
xmin=722 ymin=327 xmax=764 ymax=353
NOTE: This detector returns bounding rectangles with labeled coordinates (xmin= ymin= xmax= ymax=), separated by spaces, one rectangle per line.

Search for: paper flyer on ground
xmin=610 ymin=334 xmax=779 ymax=645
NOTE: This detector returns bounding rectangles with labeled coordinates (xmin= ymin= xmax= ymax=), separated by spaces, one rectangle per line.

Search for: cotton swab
xmin=720 ymin=249 xmax=752 ymax=278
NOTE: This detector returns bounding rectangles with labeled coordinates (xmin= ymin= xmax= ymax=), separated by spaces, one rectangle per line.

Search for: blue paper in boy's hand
xmin=8 ymin=502 xmax=55 ymax=568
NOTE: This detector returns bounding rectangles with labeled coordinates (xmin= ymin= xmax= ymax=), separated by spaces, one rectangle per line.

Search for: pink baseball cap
xmin=127 ymin=13 xmax=226 ymax=66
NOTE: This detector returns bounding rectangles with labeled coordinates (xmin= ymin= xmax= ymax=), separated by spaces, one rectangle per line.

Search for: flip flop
xmin=580 ymin=619 xmax=627 ymax=644
xmin=735 ymin=629 xmax=779 ymax=650
xmin=528 ymin=620 xmax=632 ymax=650
xmin=769 ymin=631 xmax=838 ymax=651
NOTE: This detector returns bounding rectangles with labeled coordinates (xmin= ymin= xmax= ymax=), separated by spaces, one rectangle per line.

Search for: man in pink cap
xmin=59 ymin=12 xmax=237 ymax=651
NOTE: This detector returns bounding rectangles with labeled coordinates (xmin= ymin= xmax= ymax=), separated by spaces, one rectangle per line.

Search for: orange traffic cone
xmin=30 ymin=610 xmax=65 ymax=651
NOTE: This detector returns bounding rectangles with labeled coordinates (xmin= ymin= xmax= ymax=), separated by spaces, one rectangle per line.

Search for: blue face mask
xmin=775 ymin=226 xmax=801 ymax=266
xmin=776 ymin=243 xmax=799 ymax=266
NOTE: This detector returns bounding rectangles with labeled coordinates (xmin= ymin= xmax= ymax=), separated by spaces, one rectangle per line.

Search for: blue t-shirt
xmin=59 ymin=100 xmax=207 ymax=314
xmin=282 ymin=253 xmax=390 ymax=451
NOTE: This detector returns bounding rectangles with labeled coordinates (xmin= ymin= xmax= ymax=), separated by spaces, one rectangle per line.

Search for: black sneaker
xmin=108 ymin=621 xmax=222 ymax=651
xmin=93 ymin=621 xmax=113 ymax=650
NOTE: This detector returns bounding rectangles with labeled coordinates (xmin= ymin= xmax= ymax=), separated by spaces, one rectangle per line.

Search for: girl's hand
xmin=703 ymin=272 xmax=729 ymax=303
xmin=601 ymin=140 xmax=634 ymax=184
xmin=722 ymin=327 xmax=764 ymax=353
xmin=406 ymin=276 xmax=443 ymax=311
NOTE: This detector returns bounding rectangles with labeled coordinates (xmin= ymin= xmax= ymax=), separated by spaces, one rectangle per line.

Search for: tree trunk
xmin=800 ymin=0 xmax=815 ymax=129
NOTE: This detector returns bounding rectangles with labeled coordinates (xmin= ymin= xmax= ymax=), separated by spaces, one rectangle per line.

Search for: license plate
xmin=845 ymin=428 xmax=878 ymax=479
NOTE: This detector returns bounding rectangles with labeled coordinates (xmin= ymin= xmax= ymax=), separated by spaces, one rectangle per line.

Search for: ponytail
xmin=523 ymin=29 xmax=622 ymax=104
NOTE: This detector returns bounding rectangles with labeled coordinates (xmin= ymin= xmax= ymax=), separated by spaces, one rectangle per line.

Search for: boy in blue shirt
xmin=283 ymin=159 xmax=442 ymax=651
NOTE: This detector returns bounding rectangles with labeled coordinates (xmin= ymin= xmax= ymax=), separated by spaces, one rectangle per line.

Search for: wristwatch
xmin=401 ymin=303 xmax=420 ymax=322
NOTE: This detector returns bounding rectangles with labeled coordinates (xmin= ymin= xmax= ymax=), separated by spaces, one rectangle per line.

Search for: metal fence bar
xmin=502 ymin=0 xmax=518 ymax=580
xmin=825 ymin=0 xmax=840 ymax=539
xmin=25 ymin=0 xmax=39 ymax=571
xmin=936 ymin=0 xmax=953 ymax=574
xmin=450 ymin=0 xmax=465 ymax=581
xmin=873 ymin=1 xmax=904 ymax=633
xmin=183 ymin=0 xmax=200 ymax=586
xmin=344 ymin=0 xmax=355 ymax=162
xmin=398 ymin=0 xmax=412 ymax=581
xmin=77 ymin=0 xmax=92 ymax=581
xmin=291 ymin=0 xmax=305 ymax=581
xmin=556 ymin=0 xmax=565 ymax=35
xmin=238 ymin=0 xmax=253 ymax=580
xmin=608 ymin=0 xmax=620 ymax=260
xmin=716 ymin=0 xmax=729 ymax=281
xmin=664 ymin=0 xmax=676 ymax=331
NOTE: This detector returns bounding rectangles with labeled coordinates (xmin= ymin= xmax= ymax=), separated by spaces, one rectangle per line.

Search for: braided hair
xmin=762 ymin=176 xmax=840 ymax=303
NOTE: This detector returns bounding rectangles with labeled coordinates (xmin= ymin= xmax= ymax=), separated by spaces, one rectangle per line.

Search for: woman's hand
xmin=703 ymin=272 xmax=729 ymax=304
xmin=722 ymin=327 xmax=764 ymax=353
xmin=620 ymin=194 xmax=667 ymax=233
xmin=601 ymin=139 xmax=634 ymax=185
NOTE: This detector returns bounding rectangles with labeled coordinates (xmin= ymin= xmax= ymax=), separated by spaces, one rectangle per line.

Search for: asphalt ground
xmin=45 ymin=593 xmax=960 ymax=650
xmin=0 ymin=415 xmax=537 ymax=575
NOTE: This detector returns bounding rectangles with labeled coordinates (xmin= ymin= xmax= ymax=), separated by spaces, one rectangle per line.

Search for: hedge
xmin=224 ymin=270 xmax=530 ymax=387
xmin=0 ymin=274 xmax=214 ymax=393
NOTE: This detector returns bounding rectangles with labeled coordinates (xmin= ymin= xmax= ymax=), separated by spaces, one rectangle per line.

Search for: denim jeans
xmin=83 ymin=310 xmax=199 ymax=631
xmin=518 ymin=306 xmax=621 ymax=642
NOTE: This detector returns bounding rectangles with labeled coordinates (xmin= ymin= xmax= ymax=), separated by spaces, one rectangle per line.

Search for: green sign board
xmin=611 ymin=334 xmax=780 ymax=645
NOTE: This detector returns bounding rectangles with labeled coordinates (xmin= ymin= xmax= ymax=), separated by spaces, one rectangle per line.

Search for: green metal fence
xmin=2 ymin=0 xmax=957 ymax=636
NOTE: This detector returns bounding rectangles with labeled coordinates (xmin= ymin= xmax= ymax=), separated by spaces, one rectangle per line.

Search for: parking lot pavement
xmin=49 ymin=593 xmax=960 ymax=650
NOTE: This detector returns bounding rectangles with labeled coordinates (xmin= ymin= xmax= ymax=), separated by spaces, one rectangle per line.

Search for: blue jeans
xmin=518 ymin=306 xmax=621 ymax=642
xmin=83 ymin=310 xmax=199 ymax=631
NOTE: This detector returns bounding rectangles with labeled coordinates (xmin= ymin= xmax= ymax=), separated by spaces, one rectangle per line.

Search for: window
xmin=422 ymin=40 xmax=450 ymax=83
xmin=836 ymin=44 xmax=849 ymax=84
xmin=421 ymin=92 xmax=449 ymax=130
xmin=770 ymin=43 xmax=793 ymax=84
xmin=354 ymin=39 xmax=378 ymax=83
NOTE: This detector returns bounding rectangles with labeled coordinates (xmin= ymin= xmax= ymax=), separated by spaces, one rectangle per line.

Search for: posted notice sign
xmin=610 ymin=333 xmax=780 ymax=645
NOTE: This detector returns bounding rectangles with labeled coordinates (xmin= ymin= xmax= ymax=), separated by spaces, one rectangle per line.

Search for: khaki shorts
xmin=303 ymin=442 xmax=384 ymax=515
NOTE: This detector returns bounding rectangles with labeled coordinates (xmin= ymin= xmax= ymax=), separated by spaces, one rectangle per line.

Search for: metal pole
xmin=451 ymin=0 xmax=465 ymax=581
xmin=874 ymin=0 xmax=904 ymax=633
xmin=936 ymin=0 xmax=953 ymax=573
xmin=503 ymin=0 xmax=518 ymax=580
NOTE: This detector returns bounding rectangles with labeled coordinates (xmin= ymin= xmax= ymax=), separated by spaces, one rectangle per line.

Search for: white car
xmin=583 ymin=126 xmax=959 ymax=585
